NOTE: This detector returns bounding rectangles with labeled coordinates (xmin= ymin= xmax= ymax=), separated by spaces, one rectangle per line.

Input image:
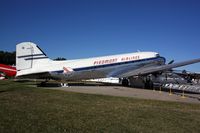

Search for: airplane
xmin=16 ymin=42 xmax=200 ymax=87
xmin=0 ymin=64 xmax=16 ymax=79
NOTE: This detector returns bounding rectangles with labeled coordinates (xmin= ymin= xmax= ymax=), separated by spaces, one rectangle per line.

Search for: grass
xmin=0 ymin=80 xmax=200 ymax=133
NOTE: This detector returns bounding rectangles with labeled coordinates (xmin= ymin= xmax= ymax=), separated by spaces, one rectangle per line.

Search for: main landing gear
xmin=121 ymin=78 xmax=130 ymax=87
xmin=38 ymin=80 xmax=68 ymax=87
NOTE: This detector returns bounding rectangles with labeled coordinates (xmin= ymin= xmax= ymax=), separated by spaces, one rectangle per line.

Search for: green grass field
xmin=0 ymin=80 xmax=200 ymax=133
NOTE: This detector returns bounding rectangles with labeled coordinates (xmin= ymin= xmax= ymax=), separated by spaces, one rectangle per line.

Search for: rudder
xmin=16 ymin=42 xmax=50 ymax=71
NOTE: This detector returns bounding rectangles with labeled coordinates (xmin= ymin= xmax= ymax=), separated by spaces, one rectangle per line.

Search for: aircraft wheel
xmin=122 ymin=78 xmax=130 ymax=86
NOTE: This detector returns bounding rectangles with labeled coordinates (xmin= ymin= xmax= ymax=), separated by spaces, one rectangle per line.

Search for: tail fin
xmin=16 ymin=42 xmax=51 ymax=71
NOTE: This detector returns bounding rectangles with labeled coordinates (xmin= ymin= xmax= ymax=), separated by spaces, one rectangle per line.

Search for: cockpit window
xmin=156 ymin=54 xmax=160 ymax=57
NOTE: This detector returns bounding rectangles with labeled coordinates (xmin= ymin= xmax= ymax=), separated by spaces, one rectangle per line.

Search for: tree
xmin=0 ymin=51 xmax=16 ymax=65
xmin=53 ymin=57 xmax=67 ymax=61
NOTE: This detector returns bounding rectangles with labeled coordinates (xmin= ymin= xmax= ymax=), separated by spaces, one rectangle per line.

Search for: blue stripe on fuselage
xmin=25 ymin=57 xmax=49 ymax=60
xmin=17 ymin=54 xmax=45 ymax=58
xmin=52 ymin=56 xmax=166 ymax=74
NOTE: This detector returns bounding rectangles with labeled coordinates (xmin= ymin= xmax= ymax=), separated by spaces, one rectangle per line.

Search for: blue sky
xmin=0 ymin=0 xmax=200 ymax=71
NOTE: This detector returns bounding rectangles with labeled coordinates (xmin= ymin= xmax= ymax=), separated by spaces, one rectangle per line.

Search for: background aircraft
xmin=0 ymin=64 xmax=16 ymax=79
xmin=16 ymin=42 xmax=200 ymax=87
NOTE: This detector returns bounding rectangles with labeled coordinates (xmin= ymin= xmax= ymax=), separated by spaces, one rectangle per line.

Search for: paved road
xmin=45 ymin=85 xmax=200 ymax=104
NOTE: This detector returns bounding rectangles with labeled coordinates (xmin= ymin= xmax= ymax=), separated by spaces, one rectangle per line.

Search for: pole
xmin=159 ymin=85 xmax=162 ymax=93
xmin=169 ymin=87 xmax=172 ymax=95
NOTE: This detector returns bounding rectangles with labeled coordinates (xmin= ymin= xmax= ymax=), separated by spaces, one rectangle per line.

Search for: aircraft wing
xmin=116 ymin=58 xmax=200 ymax=78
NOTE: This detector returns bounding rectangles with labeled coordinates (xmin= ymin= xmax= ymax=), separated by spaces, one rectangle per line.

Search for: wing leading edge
xmin=117 ymin=58 xmax=200 ymax=78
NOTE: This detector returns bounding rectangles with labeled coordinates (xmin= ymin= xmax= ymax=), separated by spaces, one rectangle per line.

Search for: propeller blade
xmin=168 ymin=60 xmax=174 ymax=64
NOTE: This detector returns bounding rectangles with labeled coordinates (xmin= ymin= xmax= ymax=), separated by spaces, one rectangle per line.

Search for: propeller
xmin=168 ymin=60 xmax=174 ymax=64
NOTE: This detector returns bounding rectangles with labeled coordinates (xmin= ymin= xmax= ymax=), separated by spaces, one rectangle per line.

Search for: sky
xmin=0 ymin=0 xmax=200 ymax=71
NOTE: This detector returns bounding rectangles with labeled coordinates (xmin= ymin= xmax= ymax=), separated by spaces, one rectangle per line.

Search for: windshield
xmin=155 ymin=53 xmax=160 ymax=57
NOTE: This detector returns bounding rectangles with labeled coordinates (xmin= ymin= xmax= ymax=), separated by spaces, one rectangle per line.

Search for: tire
xmin=122 ymin=78 xmax=129 ymax=86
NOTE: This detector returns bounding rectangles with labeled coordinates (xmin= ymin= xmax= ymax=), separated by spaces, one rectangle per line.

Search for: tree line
xmin=0 ymin=50 xmax=66 ymax=65
xmin=0 ymin=51 xmax=16 ymax=65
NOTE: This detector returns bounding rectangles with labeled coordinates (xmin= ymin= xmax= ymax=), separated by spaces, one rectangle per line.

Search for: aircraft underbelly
xmin=51 ymin=70 xmax=107 ymax=81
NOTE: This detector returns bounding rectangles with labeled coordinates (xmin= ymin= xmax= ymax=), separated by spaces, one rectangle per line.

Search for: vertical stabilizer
xmin=16 ymin=42 xmax=51 ymax=71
